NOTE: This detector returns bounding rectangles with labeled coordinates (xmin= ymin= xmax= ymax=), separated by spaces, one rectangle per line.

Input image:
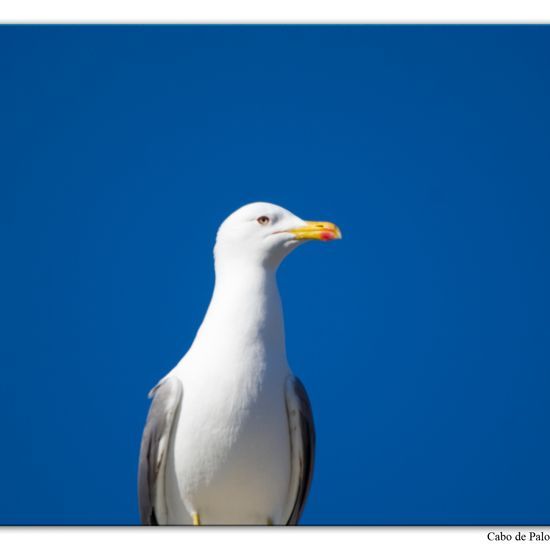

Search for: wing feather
xmin=284 ymin=375 xmax=315 ymax=525
xmin=138 ymin=376 xmax=183 ymax=525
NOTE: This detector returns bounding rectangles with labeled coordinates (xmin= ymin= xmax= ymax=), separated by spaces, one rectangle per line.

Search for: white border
xmin=1 ymin=526 xmax=550 ymax=550
xmin=0 ymin=8 xmax=548 ymax=550
xmin=0 ymin=0 xmax=549 ymax=23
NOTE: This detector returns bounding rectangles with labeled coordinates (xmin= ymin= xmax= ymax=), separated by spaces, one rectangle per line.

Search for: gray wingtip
xmin=285 ymin=375 xmax=316 ymax=525
xmin=138 ymin=376 xmax=183 ymax=525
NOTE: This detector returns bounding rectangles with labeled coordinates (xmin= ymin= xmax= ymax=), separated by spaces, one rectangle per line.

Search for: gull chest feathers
xmin=138 ymin=202 xmax=341 ymax=525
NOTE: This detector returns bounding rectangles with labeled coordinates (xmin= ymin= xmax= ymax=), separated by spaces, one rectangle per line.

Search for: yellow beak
xmin=287 ymin=220 xmax=342 ymax=241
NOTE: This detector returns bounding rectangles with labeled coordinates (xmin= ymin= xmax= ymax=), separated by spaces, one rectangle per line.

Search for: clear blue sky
xmin=1 ymin=25 xmax=549 ymax=525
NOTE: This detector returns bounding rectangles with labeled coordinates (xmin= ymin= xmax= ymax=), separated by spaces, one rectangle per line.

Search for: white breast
xmin=161 ymin=253 xmax=294 ymax=525
xmin=165 ymin=354 xmax=292 ymax=525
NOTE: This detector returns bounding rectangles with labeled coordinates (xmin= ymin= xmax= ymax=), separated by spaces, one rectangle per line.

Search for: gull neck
xmin=190 ymin=261 xmax=288 ymax=366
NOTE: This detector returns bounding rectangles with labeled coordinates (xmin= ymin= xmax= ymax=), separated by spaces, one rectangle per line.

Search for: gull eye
xmin=257 ymin=216 xmax=270 ymax=225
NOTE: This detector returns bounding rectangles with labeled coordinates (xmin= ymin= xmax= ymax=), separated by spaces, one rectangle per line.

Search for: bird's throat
xmin=191 ymin=264 xmax=288 ymax=368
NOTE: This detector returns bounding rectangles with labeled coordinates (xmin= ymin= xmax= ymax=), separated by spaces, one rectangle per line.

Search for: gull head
xmin=214 ymin=202 xmax=341 ymax=271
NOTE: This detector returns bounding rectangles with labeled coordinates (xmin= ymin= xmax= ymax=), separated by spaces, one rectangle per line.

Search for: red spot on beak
xmin=320 ymin=231 xmax=334 ymax=241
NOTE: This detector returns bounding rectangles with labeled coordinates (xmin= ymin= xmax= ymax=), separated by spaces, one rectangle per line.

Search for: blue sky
xmin=1 ymin=25 xmax=549 ymax=525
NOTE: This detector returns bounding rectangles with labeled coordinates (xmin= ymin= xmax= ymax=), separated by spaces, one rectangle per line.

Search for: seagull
xmin=138 ymin=202 xmax=341 ymax=525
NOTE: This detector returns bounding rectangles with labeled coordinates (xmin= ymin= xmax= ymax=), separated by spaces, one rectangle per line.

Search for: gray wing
xmin=284 ymin=375 xmax=316 ymax=525
xmin=138 ymin=376 xmax=183 ymax=525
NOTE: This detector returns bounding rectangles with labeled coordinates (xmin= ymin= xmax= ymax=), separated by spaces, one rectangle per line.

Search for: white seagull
xmin=138 ymin=202 xmax=341 ymax=525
